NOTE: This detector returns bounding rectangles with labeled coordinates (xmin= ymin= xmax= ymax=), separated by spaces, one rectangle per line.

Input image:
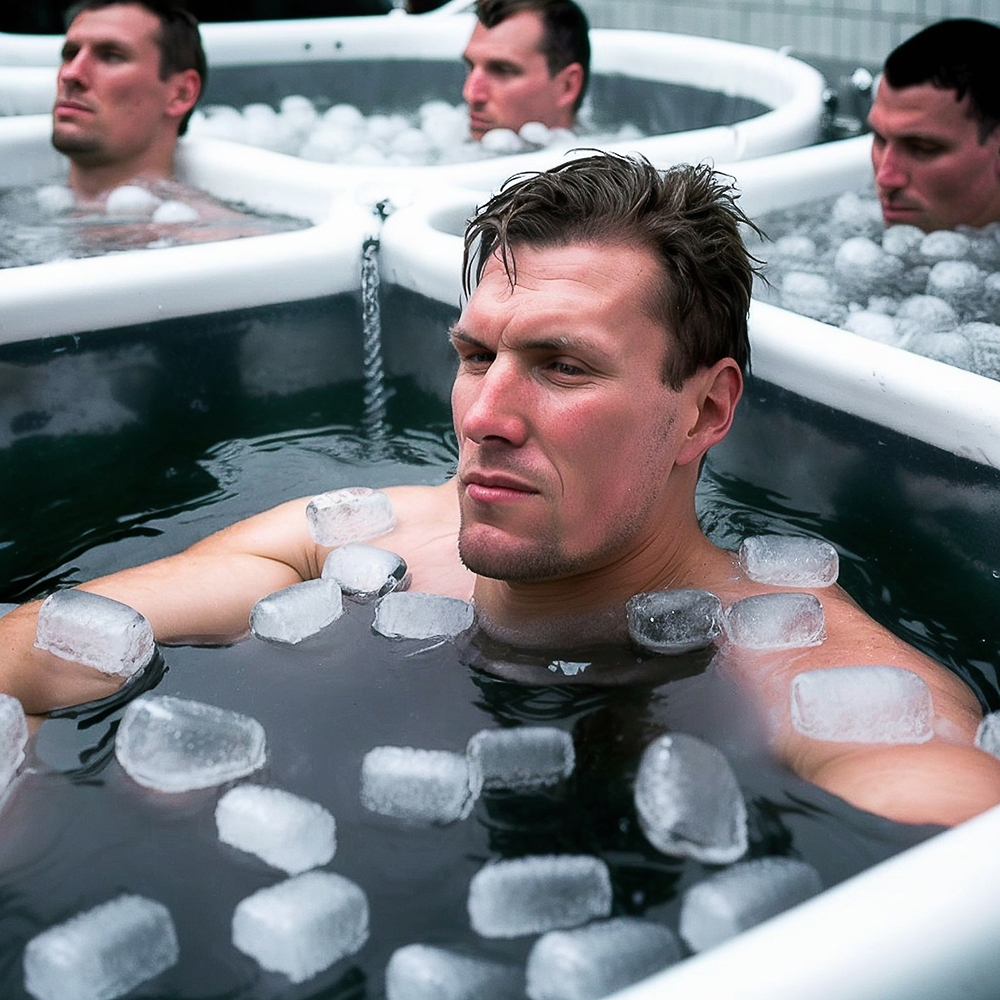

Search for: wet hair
xmin=463 ymin=152 xmax=760 ymax=388
xmin=64 ymin=0 xmax=207 ymax=135
xmin=883 ymin=19 xmax=1000 ymax=142
xmin=475 ymin=0 xmax=590 ymax=113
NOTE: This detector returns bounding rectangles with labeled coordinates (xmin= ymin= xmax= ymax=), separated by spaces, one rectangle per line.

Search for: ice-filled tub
xmin=0 ymin=12 xmax=824 ymax=191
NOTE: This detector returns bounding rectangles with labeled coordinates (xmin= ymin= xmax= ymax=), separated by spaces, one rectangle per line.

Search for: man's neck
xmin=66 ymin=138 xmax=178 ymax=201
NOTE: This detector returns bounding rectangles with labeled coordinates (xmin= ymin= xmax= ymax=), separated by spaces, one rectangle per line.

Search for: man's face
xmin=53 ymin=3 xmax=189 ymax=167
xmin=867 ymin=78 xmax=1000 ymax=232
xmin=462 ymin=11 xmax=580 ymax=140
xmin=451 ymin=242 xmax=704 ymax=583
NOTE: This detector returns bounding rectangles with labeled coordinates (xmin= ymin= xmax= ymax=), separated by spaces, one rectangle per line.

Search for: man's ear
xmin=553 ymin=62 xmax=584 ymax=111
xmin=165 ymin=68 xmax=201 ymax=121
xmin=674 ymin=358 xmax=743 ymax=467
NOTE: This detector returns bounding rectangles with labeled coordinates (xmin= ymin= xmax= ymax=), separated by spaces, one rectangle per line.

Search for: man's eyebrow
xmin=448 ymin=326 xmax=487 ymax=348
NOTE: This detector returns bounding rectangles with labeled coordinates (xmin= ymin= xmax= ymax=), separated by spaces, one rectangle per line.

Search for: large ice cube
xmin=626 ymin=589 xmax=723 ymax=654
xmin=0 ymin=693 xmax=28 ymax=797
xmin=467 ymin=727 xmax=575 ymax=791
xmin=780 ymin=272 xmax=846 ymax=325
xmin=232 ymin=871 xmax=369 ymax=984
xmin=920 ymin=229 xmax=971 ymax=263
xmin=468 ymin=856 xmax=612 ymax=938
xmin=250 ymin=578 xmax=343 ymax=644
xmin=114 ymin=695 xmax=267 ymax=792
xmin=372 ymin=592 xmax=474 ymax=640
xmin=965 ymin=321 xmax=1000 ymax=379
xmin=907 ymin=329 xmax=975 ymax=370
xmin=216 ymin=784 xmax=336 ymax=874
xmin=526 ymin=917 xmax=682 ymax=1000
xmin=976 ymin=712 xmax=1000 ymax=758
xmin=926 ymin=260 xmax=984 ymax=313
xmin=834 ymin=237 xmax=903 ymax=299
xmin=361 ymin=746 xmax=479 ymax=824
xmin=790 ymin=665 xmax=934 ymax=743
xmin=842 ymin=311 xmax=899 ymax=345
xmin=679 ymin=857 xmax=822 ymax=952
xmin=634 ymin=733 xmax=747 ymax=863
xmin=724 ymin=593 xmax=825 ymax=650
xmin=34 ymin=590 xmax=155 ymax=678
xmin=385 ymin=944 xmax=523 ymax=1000
xmin=830 ymin=191 xmax=883 ymax=239
xmin=894 ymin=295 xmax=958 ymax=344
xmin=305 ymin=487 xmax=395 ymax=547
xmin=738 ymin=535 xmax=839 ymax=588
xmin=23 ymin=894 xmax=178 ymax=1000
xmin=881 ymin=224 xmax=924 ymax=262
xmin=322 ymin=543 xmax=409 ymax=599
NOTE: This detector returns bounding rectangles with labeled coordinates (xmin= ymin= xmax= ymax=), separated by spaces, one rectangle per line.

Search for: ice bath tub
xmin=0 ymin=12 xmax=825 ymax=191
xmin=378 ymin=187 xmax=1000 ymax=999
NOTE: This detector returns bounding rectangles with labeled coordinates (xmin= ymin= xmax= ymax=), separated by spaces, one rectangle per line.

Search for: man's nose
xmin=874 ymin=142 xmax=907 ymax=191
xmin=457 ymin=361 xmax=529 ymax=447
xmin=58 ymin=51 xmax=89 ymax=89
xmin=463 ymin=66 xmax=488 ymax=106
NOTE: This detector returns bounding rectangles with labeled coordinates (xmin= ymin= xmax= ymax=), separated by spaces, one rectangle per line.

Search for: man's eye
xmin=549 ymin=360 xmax=586 ymax=378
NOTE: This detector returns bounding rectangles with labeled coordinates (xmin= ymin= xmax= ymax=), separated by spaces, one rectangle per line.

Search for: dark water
xmin=1 ymin=291 xmax=994 ymax=998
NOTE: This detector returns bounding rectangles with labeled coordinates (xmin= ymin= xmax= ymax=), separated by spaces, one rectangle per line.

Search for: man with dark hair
xmin=2 ymin=153 xmax=999 ymax=828
xmin=867 ymin=18 xmax=1000 ymax=232
xmin=52 ymin=0 xmax=205 ymax=199
xmin=462 ymin=0 xmax=589 ymax=141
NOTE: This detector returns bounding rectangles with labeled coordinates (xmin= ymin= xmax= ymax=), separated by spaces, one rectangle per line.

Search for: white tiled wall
xmin=579 ymin=0 xmax=996 ymax=64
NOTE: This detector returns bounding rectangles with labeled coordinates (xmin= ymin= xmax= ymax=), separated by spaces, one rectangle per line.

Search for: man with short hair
xmin=462 ymin=0 xmax=589 ymax=141
xmin=52 ymin=0 xmax=205 ymax=200
xmin=2 ymin=153 xmax=999 ymax=828
xmin=867 ymin=18 xmax=1000 ymax=232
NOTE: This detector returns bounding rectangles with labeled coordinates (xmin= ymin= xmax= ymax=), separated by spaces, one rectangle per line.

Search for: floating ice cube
xmin=35 ymin=589 xmax=155 ymax=678
xmin=893 ymin=294 xmax=959 ymax=344
xmin=468 ymin=856 xmax=612 ymax=938
xmin=626 ymin=589 xmax=723 ymax=654
xmin=633 ymin=732 xmax=747 ymax=863
xmin=216 ymin=784 xmax=336 ymax=875
xmin=322 ymin=543 xmax=409 ymax=599
xmin=305 ymin=487 xmax=395 ymax=546
xmin=385 ymin=944 xmax=523 ymax=1000
xmin=115 ymin=695 xmax=267 ymax=792
xmin=152 ymin=199 xmax=199 ymax=223
xmin=467 ymin=727 xmax=574 ymax=791
xmin=780 ymin=271 xmax=846 ymax=325
xmin=480 ymin=128 xmax=524 ymax=154
xmin=926 ymin=260 xmax=985 ymax=313
xmin=0 ymin=693 xmax=27 ymax=797
xmin=547 ymin=660 xmax=589 ymax=676
xmin=35 ymin=184 xmax=74 ymax=215
xmin=830 ymin=191 xmax=883 ymax=239
xmin=790 ymin=665 xmax=934 ymax=743
xmin=881 ymin=224 xmax=924 ymax=262
xmin=23 ymin=894 xmax=178 ymax=1000
xmin=725 ymin=593 xmax=825 ymax=650
xmin=372 ymin=592 xmax=474 ymax=640
xmin=323 ymin=103 xmax=365 ymax=130
xmin=679 ymin=857 xmax=822 ymax=953
xmin=770 ymin=234 xmax=817 ymax=267
xmin=842 ymin=310 xmax=899 ymax=345
xmin=866 ymin=296 xmax=898 ymax=315
xmin=279 ymin=94 xmax=318 ymax=135
xmin=920 ymin=229 xmax=971 ymax=263
xmin=834 ymin=237 xmax=903 ymax=299
xmin=526 ymin=917 xmax=682 ymax=1000
xmin=975 ymin=712 xmax=1000 ymax=758
xmin=361 ymin=746 xmax=479 ymax=824
xmin=250 ymin=578 xmax=343 ymax=644
xmin=232 ymin=871 xmax=369 ymax=984
xmin=964 ymin=321 xmax=1000 ymax=379
xmin=738 ymin=535 xmax=839 ymax=588
xmin=105 ymin=185 xmax=160 ymax=216
xmin=985 ymin=272 xmax=1000 ymax=313
xmin=907 ymin=329 xmax=974 ymax=370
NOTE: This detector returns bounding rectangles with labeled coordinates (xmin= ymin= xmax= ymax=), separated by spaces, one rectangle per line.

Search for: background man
xmin=462 ymin=0 xmax=589 ymax=141
xmin=867 ymin=18 xmax=1000 ymax=232
xmin=2 ymin=154 xmax=998 ymax=829
xmin=52 ymin=0 xmax=205 ymax=201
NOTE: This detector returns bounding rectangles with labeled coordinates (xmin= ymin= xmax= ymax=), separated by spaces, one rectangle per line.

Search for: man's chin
xmin=458 ymin=533 xmax=568 ymax=583
xmin=51 ymin=128 xmax=101 ymax=157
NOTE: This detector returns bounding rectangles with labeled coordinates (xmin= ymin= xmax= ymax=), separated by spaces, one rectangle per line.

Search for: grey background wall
xmin=577 ymin=0 xmax=996 ymax=65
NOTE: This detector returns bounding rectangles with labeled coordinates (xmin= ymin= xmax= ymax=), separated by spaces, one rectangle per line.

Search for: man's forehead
xmin=466 ymin=11 xmax=546 ymax=60
xmin=870 ymin=79 xmax=978 ymax=133
xmin=68 ymin=4 xmax=160 ymax=42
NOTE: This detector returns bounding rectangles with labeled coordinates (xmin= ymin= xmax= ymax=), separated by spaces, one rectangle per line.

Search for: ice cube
xmin=35 ymin=184 xmax=74 ymax=215
xmin=323 ymin=103 xmax=365 ymax=129
xmin=964 ymin=321 xmax=1000 ymax=379
xmin=35 ymin=589 xmax=155 ymax=678
xmin=975 ymin=712 xmax=1000 ymax=758
xmin=216 ymin=784 xmax=336 ymax=875
xmin=780 ymin=272 xmax=846 ymax=325
xmin=881 ymin=224 xmax=924 ymax=262
xmin=547 ymin=660 xmax=589 ymax=676
xmin=152 ymin=199 xmax=199 ymax=223
xmin=468 ymin=856 xmax=612 ymax=938
xmin=305 ymin=487 xmax=395 ymax=547
xmin=985 ymin=272 xmax=1000 ymax=314
xmin=770 ymin=234 xmax=817 ymax=267
xmin=725 ymin=593 xmax=825 ymax=650
xmin=790 ymin=665 xmax=934 ymax=743
xmin=0 ymin=693 xmax=28 ymax=797
xmin=894 ymin=294 xmax=959 ymax=344
xmin=842 ymin=310 xmax=899 ymax=345
xmin=830 ymin=191 xmax=883 ymax=239
xmin=920 ymin=229 xmax=971 ymax=263
xmin=372 ymin=592 xmax=474 ymax=640
xmin=738 ymin=535 xmax=839 ymax=588
xmin=626 ymin=589 xmax=723 ymax=654
xmin=907 ymin=329 xmax=974 ymax=370
xmin=250 ymin=578 xmax=343 ymax=644
xmin=322 ymin=543 xmax=409 ymax=599
xmin=926 ymin=260 xmax=985 ymax=314
xmin=834 ymin=237 xmax=903 ymax=299
xmin=519 ymin=121 xmax=551 ymax=146
xmin=633 ymin=732 xmax=747 ymax=863
xmin=115 ymin=695 xmax=267 ymax=792
xmin=385 ymin=944 xmax=523 ymax=1000
xmin=361 ymin=746 xmax=479 ymax=824
xmin=867 ymin=295 xmax=899 ymax=315
xmin=104 ymin=185 xmax=160 ymax=216
xmin=679 ymin=857 xmax=822 ymax=953
xmin=480 ymin=128 xmax=524 ymax=154
xmin=526 ymin=917 xmax=682 ymax=1000
xmin=467 ymin=727 xmax=574 ymax=791
xmin=232 ymin=871 xmax=369 ymax=984
xmin=23 ymin=894 xmax=178 ymax=1000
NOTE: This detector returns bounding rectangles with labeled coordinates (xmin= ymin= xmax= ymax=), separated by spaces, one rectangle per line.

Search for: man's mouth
xmin=461 ymin=471 xmax=539 ymax=503
xmin=54 ymin=99 xmax=95 ymax=117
